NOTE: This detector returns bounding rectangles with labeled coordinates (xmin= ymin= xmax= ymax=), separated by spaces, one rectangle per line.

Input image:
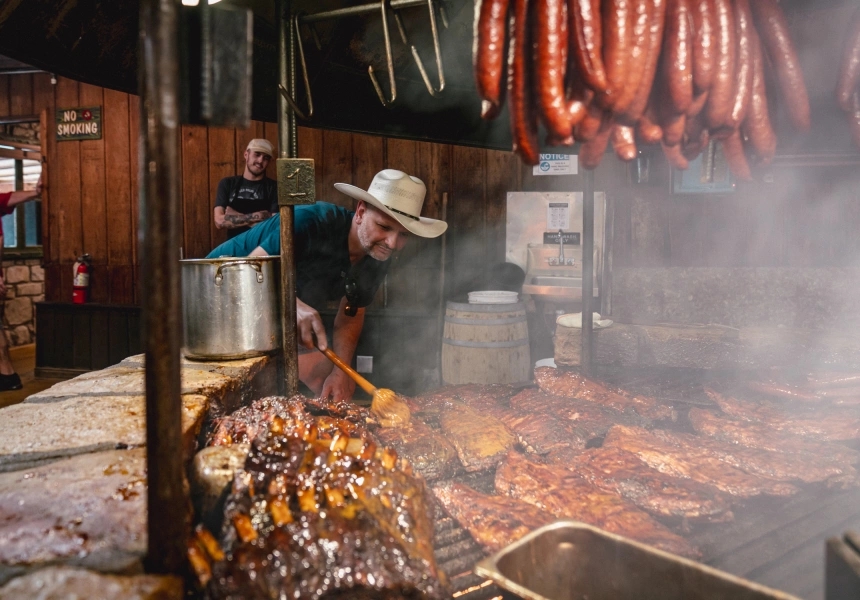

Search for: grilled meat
xmin=807 ymin=371 xmax=860 ymax=388
xmin=745 ymin=380 xmax=822 ymax=402
xmin=432 ymin=482 xmax=554 ymax=552
xmin=707 ymin=389 xmax=860 ymax=441
xmin=510 ymin=387 xmax=643 ymax=442
xmin=409 ymin=384 xmax=521 ymax=420
xmin=375 ymin=417 xmax=460 ymax=481
xmin=495 ymin=452 xmax=700 ymax=558
xmin=603 ymin=425 xmax=798 ymax=498
xmin=534 ymin=367 xmax=674 ymax=420
xmin=208 ymin=395 xmax=370 ymax=447
xmin=562 ymin=446 xmax=734 ymax=522
xmin=494 ymin=407 xmax=581 ymax=455
xmin=438 ymin=402 xmax=516 ymax=471
xmin=208 ymin=416 xmax=444 ymax=599
xmin=688 ymin=407 xmax=860 ymax=465
xmin=648 ymin=427 xmax=857 ymax=487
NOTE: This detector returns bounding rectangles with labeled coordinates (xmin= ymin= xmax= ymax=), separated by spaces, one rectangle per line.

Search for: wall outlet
xmin=356 ymin=355 xmax=373 ymax=374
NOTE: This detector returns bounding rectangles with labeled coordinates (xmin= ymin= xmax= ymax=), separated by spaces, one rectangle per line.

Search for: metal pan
xmin=475 ymin=521 xmax=800 ymax=600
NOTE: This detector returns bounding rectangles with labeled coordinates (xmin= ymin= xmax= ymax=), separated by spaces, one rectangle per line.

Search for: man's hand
xmin=320 ymin=369 xmax=356 ymax=403
xmin=248 ymin=210 xmax=272 ymax=223
xmin=296 ymin=298 xmax=328 ymax=351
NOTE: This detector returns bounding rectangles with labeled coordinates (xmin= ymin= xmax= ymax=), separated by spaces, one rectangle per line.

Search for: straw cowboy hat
xmin=334 ymin=169 xmax=447 ymax=238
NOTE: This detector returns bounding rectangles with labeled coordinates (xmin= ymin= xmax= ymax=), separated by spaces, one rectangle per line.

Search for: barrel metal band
xmin=442 ymin=338 xmax=530 ymax=348
xmin=444 ymin=316 xmax=527 ymax=326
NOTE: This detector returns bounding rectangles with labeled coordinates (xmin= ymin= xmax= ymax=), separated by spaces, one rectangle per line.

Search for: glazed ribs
xmin=495 ymin=452 xmax=700 ymax=558
xmin=603 ymin=425 xmax=798 ymax=498
xmin=375 ymin=417 xmax=460 ymax=481
xmin=432 ymin=482 xmax=553 ymax=552
xmin=534 ymin=367 xmax=674 ymax=420
xmin=561 ymin=447 xmax=734 ymax=522
xmin=649 ymin=426 xmax=858 ymax=487
xmin=206 ymin=415 xmax=444 ymax=599
xmin=438 ymin=402 xmax=516 ymax=472
xmin=688 ymin=407 xmax=860 ymax=465
xmin=707 ymin=389 xmax=860 ymax=441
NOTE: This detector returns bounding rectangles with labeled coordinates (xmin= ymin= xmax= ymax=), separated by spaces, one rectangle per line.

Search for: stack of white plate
xmin=468 ymin=290 xmax=519 ymax=304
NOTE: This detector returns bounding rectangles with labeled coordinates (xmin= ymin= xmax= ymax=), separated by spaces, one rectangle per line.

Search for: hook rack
xmin=295 ymin=0 xmax=449 ymax=108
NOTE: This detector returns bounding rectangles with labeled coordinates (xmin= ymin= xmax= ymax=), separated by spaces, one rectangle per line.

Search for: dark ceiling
xmin=0 ymin=0 xmax=857 ymax=154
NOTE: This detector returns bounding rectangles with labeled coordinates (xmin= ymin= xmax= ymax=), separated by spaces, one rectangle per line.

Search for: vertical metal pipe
xmin=139 ymin=0 xmax=186 ymax=573
xmin=581 ymin=169 xmax=594 ymax=374
xmin=278 ymin=0 xmax=300 ymax=395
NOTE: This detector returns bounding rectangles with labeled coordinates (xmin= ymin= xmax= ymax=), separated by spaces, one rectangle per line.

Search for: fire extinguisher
xmin=72 ymin=254 xmax=92 ymax=304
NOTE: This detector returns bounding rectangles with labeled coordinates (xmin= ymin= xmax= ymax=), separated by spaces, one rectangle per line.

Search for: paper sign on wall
xmin=547 ymin=202 xmax=570 ymax=230
xmin=533 ymin=154 xmax=578 ymax=176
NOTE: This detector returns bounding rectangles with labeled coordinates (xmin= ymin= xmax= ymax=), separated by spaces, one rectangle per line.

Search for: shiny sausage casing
xmin=742 ymin=30 xmax=777 ymax=164
xmin=509 ymin=0 xmax=540 ymax=164
xmin=580 ymin=117 xmax=614 ymax=168
xmin=691 ymin=0 xmax=717 ymax=94
xmin=750 ymin=0 xmax=811 ymax=132
xmin=599 ymin=0 xmax=635 ymax=109
xmin=570 ymin=0 xmax=609 ymax=93
xmin=535 ymin=0 xmax=572 ymax=138
xmin=610 ymin=0 xmax=653 ymax=115
xmin=836 ymin=6 xmax=860 ymax=113
xmin=611 ymin=124 xmax=638 ymax=161
xmin=621 ymin=0 xmax=667 ymax=123
xmin=661 ymin=0 xmax=693 ymax=115
xmin=474 ymin=0 xmax=511 ymax=110
xmin=704 ymin=0 xmax=736 ymax=129
xmin=725 ymin=0 xmax=754 ymax=131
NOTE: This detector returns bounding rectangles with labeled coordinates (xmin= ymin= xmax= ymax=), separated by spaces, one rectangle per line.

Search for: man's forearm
xmin=331 ymin=300 xmax=364 ymax=363
xmin=219 ymin=213 xmax=260 ymax=229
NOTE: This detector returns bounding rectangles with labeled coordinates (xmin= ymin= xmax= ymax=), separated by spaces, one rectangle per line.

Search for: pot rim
xmin=180 ymin=255 xmax=280 ymax=265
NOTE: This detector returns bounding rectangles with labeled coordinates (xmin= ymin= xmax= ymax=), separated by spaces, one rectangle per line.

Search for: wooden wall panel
xmin=351 ymin=133 xmax=383 ymax=191
xmin=9 ymin=73 xmax=32 ymax=116
xmin=180 ymin=125 xmax=210 ymax=259
xmin=103 ymin=88 xmax=133 ymax=302
xmin=128 ymin=99 xmax=140 ymax=268
xmin=208 ymin=127 xmax=236 ymax=249
xmin=78 ymin=83 xmax=107 ymax=302
xmin=54 ymin=78 xmax=82 ymax=303
xmin=263 ymin=121 xmax=278 ymax=181
xmin=321 ymin=130 xmax=353 ymax=207
xmin=448 ymin=146 xmax=487 ymax=299
xmin=0 ymin=76 xmax=9 ymax=115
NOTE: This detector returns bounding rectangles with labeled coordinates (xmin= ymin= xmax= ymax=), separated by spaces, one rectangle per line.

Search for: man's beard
xmin=357 ymin=225 xmax=393 ymax=261
xmin=247 ymin=162 xmax=265 ymax=176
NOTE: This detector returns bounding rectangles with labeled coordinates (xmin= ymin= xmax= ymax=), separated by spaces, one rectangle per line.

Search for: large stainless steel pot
xmin=181 ymin=256 xmax=281 ymax=360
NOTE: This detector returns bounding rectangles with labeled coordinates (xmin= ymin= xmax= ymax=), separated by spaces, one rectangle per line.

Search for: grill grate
xmin=430 ymin=369 xmax=860 ymax=600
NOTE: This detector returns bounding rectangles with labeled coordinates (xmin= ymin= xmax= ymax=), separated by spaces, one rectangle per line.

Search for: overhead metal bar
xmin=299 ymin=0 xmax=429 ymax=23
xmin=140 ymin=0 xmax=187 ymax=574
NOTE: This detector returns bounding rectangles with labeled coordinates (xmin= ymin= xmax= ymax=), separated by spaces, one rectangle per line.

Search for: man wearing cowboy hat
xmin=207 ymin=169 xmax=446 ymax=402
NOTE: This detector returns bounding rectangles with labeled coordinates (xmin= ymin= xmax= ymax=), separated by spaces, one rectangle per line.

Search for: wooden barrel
xmin=441 ymin=301 xmax=531 ymax=385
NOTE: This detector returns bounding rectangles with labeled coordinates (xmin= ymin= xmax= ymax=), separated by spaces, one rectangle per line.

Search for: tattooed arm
xmin=214 ymin=206 xmax=271 ymax=229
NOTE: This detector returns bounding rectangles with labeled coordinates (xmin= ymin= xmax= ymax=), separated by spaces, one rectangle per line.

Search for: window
xmin=0 ymin=153 xmax=42 ymax=257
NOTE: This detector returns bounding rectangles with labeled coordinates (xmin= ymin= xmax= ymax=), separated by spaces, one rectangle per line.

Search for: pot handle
xmin=214 ymin=260 xmax=265 ymax=286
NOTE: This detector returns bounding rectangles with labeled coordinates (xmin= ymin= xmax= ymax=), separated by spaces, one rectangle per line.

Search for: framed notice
xmin=55 ymin=107 xmax=102 ymax=141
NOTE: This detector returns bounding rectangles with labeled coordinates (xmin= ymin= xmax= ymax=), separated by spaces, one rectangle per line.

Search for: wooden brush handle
xmin=321 ymin=347 xmax=377 ymax=395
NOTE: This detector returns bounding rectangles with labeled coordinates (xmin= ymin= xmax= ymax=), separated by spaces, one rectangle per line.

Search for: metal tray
xmin=474 ymin=521 xmax=801 ymax=600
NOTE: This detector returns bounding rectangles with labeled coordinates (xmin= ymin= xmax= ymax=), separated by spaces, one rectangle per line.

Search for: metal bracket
xmin=393 ymin=0 xmax=445 ymax=97
xmin=277 ymin=158 xmax=316 ymax=206
xmin=278 ymin=14 xmax=314 ymax=120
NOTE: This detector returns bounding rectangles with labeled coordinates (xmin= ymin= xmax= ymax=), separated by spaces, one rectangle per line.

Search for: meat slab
xmin=375 ymin=417 xmax=460 ymax=481
xmin=603 ymin=425 xmax=798 ymax=498
xmin=534 ymin=367 xmax=674 ymax=420
xmin=433 ymin=482 xmax=554 ymax=552
xmin=438 ymin=402 xmax=516 ymax=472
xmin=561 ymin=446 xmax=735 ymax=522
xmin=688 ymin=407 xmax=860 ymax=465
xmin=495 ymin=452 xmax=700 ymax=558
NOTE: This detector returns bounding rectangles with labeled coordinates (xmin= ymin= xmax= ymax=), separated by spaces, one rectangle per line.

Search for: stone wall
xmin=1 ymin=259 xmax=44 ymax=347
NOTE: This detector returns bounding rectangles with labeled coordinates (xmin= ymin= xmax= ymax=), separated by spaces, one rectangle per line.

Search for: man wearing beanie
xmin=212 ymin=138 xmax=278 ymax=240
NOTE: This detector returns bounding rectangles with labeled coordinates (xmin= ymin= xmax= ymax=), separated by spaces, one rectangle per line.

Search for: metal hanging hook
xmin=279 ymin=13 xmax=314 ymax=119
xmin=392 ymin=0 xmax=445 ymax=97
xmin=368 ymin=0 xmax=397 ymax=107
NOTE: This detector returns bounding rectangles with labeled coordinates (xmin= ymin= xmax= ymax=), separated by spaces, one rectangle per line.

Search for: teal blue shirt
xmin=207 ymin=203 xmax=389 ymax=310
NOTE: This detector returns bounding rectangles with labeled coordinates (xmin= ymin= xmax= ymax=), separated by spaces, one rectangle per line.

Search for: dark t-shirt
xmin=206 ymin=203 xmax=389 ymax=311
xmin=214 ymin=175 xmax=278 ymax=239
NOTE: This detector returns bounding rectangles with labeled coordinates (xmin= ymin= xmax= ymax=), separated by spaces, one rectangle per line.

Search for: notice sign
xmin=56 ymin=107 xmax=102 ymax=141
xmin=533 ymin=153 xmax=578 ymax=176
